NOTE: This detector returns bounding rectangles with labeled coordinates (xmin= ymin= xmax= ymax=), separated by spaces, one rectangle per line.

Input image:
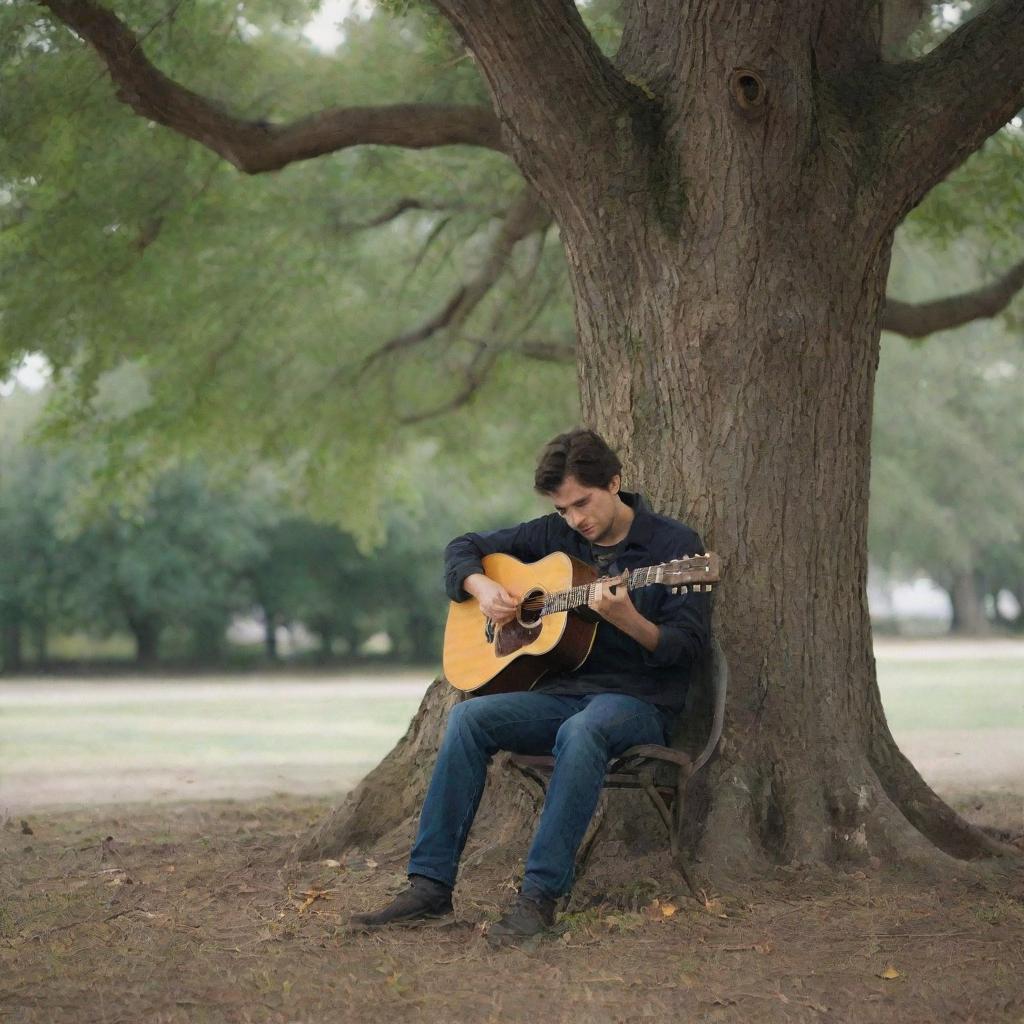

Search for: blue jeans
xmin=407 ymin=691 xmax=671 ymax=900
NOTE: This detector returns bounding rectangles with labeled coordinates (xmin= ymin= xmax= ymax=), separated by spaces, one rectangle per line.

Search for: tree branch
xmin=39 ymin=0 xmax=504 ymax=173
xmin=359 ymin=188 xmax=551 ymax=375
xmin=515 ymin=337 xmax=575 ymax=363
xmin=329 ymin=199 xmax=471 ymax=237
xmin=431 ymin=0 xmax=641 ymax=196
xmin=397 ymin=342 xmax=498 ymax=425
xmin=876 ymin=0 xmax=1024 ymax=214
xmin=882 ymin=256 xmax=1024 ymax=338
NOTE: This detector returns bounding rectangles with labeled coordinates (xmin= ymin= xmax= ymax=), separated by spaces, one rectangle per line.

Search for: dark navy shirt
xmin=443 ymin=492 xmax=710 ymax=711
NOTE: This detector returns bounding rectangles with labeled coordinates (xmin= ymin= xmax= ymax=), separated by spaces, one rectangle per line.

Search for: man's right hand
xmin=463 ymin=574 xmax=520 ymax=626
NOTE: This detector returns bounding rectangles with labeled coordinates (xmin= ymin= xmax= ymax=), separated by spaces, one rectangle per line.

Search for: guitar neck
xmin=541 ymin=566 xmax=663 ymax=617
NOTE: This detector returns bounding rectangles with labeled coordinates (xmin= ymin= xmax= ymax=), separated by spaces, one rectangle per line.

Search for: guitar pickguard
xmin=494 ymin=619 xmax=542 ymax=657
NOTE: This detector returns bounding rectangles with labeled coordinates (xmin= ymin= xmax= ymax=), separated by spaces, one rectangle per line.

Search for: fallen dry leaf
xmin=640 ymin=899 xmax=679 ymax=922
xmin=880 ymin=966 xmax=901 ymax=980
xmin=297 ymin=888 xmax=333 ymax=913
xmin=697 ymin=888 xmax=728 ymax=918
xmin=702 ymin=898 xmax=728 ymax=918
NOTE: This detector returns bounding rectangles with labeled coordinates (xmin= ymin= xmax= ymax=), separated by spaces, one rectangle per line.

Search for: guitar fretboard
xmin=540 ymin=566 xmax=665 ymax=616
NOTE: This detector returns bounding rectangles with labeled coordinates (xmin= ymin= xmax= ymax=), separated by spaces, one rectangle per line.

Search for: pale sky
xmin=303 ymin=0 xmax=374 ymax=52
xmin=1 ymin=354 xmax=49 ymax=397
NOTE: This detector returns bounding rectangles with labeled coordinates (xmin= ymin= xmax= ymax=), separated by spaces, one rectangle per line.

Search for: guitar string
xmin=510 ymin=559 xmax=712 ymax=619
xmin=530 ymin=565 xmax=659 ymax=616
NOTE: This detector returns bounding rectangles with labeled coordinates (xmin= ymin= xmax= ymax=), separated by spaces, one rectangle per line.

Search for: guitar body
xmin=443 ymin=552 xmax=599 ymax=697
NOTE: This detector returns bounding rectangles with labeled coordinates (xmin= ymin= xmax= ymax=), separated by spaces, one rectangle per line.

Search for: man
xmin=351 ymin=429 xmax=710 ymax=941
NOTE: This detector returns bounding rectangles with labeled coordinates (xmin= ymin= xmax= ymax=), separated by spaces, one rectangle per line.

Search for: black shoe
xmin=487 ymin=892 xmax=558 ymax=945
xmin=349 ymin=875 xmax=454 ymax=930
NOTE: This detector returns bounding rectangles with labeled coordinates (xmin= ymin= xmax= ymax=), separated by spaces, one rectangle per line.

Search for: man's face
xmin=548 ymin=474 xmax=623 ymax=545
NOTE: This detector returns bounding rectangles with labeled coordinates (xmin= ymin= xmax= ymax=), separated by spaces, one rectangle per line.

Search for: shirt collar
xmin=618 ymin=490 xmax=656 ymax=549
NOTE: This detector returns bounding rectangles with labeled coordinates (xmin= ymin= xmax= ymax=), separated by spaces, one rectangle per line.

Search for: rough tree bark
xmin=39 ymin=0 xmax=1024 ymax=879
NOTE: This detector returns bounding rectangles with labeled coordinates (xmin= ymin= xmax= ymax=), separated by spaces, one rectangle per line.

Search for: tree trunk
xmin=949 ymin=569 xmax=991 ymax=636
xmin=402 ymin=611 xmax=441 ymax=664
xmin=127 ymin=614 xmax=161 ymax=666
xmin=1 ymin=617 xmax=23 ymax=673
xmin=314 ymin=628 xmax=334 ymax=662
xmin=1009 ymin=585 xmax=1024 ymax=633
xmin=298 ymin=3 xmax=1018 ymax=878
xmin=262 ymin=610 xmax=279 ymax=661
xmin=32 ymin=619 xmax=49 ymax=667
xmin=190 ymin=618 xmax=227 ymax=664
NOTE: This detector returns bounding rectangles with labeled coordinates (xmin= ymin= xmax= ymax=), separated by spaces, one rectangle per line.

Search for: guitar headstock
xmin=659 ymin=552 xmax=720 ymax=593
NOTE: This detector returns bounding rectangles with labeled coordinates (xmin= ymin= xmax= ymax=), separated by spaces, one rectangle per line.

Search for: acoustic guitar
xmin=442 ymin=551 xmax=720 ymax=696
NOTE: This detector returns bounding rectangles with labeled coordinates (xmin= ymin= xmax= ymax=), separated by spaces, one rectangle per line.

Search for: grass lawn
xmin=1 ymin=645 xmax=1022 ymax=811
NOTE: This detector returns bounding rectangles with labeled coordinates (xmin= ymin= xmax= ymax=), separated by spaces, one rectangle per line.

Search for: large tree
xmin=9 ymin=0 xmax=1024 ymax=876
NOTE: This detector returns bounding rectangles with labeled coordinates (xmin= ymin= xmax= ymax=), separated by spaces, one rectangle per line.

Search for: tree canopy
xmin=2 ymin=1 xmax=1023 ymax=540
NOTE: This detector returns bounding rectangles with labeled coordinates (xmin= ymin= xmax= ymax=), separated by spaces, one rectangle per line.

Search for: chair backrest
xmin=690 ymin=634 xmax=728 ymax=775
xmin=669 ymin=633 xmax=727 ymax=775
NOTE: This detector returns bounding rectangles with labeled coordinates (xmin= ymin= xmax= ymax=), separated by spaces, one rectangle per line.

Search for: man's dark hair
xmin=534 ymin=429 xmax=623 ymax=494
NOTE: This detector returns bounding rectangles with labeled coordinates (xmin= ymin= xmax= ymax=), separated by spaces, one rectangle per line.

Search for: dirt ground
xmin=3 ymin=792 xmax=1024 ymax=1024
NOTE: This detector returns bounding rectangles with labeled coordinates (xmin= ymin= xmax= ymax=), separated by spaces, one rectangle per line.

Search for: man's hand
xmin=589 ymin=577 xmax=661 ymax=653
xmin=464 ymin=573 xmax=520 ymax=627
xmin=588 ymin=576 xmax=637 ymax=629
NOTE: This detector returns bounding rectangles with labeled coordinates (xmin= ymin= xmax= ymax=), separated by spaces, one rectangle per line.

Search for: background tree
xmin=61 ymin=467 xmax=265 ymax=664
xmin=871 ymin=237 xmax=1024 ymax=634
xmin=4 ymin=0 xmax=1024 ymax=876
xmin=0 ymin=387 xmax=77 ymax=669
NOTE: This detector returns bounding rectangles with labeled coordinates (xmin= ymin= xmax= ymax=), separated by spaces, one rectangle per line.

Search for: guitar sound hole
xmin=517 ymin=587 xmax=545 ymax=628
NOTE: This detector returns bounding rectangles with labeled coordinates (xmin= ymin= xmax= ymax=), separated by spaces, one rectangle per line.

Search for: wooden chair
xmin=509 ymin=636 xmax=728 ymax=873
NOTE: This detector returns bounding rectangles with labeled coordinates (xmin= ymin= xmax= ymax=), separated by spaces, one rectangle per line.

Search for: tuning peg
xmin=678 ymin=585 xmax=689 ymax=595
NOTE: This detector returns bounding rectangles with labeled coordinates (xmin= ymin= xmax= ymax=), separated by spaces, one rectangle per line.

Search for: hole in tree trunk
xmin=729 ymin=68 xmax=767 ymax=116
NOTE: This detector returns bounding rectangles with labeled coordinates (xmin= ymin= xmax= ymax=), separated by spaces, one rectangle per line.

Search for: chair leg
xmin=641 ymin=777 xmax=675 ymax=843
xmin=672 ymin=768 xmax=701 ymax=899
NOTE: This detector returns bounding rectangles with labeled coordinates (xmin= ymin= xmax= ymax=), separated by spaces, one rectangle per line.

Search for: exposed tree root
xmin=869 ymin=723 xmax=1017 ymax=860
xmin=691 ymin=737 xmax=1020 ymax=889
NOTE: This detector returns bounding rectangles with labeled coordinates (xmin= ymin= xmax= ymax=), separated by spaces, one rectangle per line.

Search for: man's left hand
xmin=589 ymin=577 xmax=637 ymax=629
xmin=588 ymin=577 xmax=661 ymax=653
